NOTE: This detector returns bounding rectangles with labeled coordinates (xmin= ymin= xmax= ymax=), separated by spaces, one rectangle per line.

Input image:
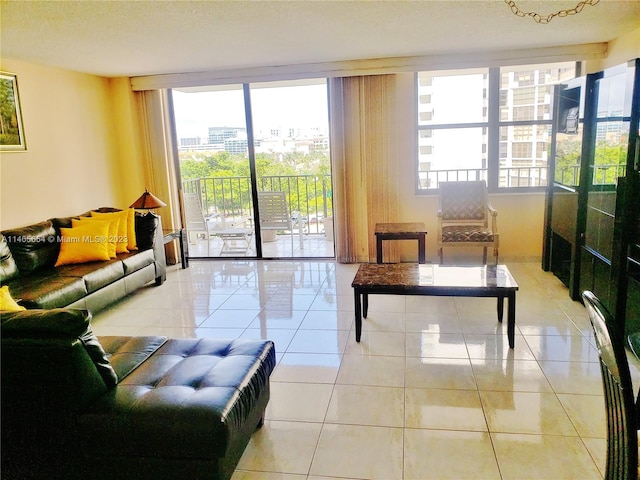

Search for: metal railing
xmin=419 ymin=167 xmax=546 ymax=189
xmin=420 ymin=169 xmax=488 ymax=189
xmin=555 ymin=165 xmax=581 ymax=186
xmin=501 ymin=166 xmax=549 ymax=187
xmin=593 ymin=163 xmax=626 ymax=185
xmin=184 ymin=164 xmax=622 ymax=229
xmin=555 ymin=163 xmax=625 ymax=188
xmin=420 ymin=163 xmax=624 ymax=190
xmin=183 ymin=174 xmax=333 ymax=234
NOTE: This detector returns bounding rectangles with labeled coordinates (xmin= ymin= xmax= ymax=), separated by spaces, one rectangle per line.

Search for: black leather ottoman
xmin=79 ymin=337 xmax=276 ymax=480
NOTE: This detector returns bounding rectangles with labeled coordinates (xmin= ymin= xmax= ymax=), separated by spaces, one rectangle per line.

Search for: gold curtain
xmin=135 ymin=89 xmax=182 ymax=262
xmin=329 ymin=75 xmax=400 ymax=263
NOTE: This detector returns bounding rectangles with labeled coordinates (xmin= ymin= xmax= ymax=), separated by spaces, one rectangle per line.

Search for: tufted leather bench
xmin=1 ymin=309 xmax=275 ymax=480
xmin=81 ymin=337 xmax=275 ymax=479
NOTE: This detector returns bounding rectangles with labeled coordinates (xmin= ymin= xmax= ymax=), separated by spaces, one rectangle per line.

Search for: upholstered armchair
xmin=437 ymin=180 xmax=499 ymax=264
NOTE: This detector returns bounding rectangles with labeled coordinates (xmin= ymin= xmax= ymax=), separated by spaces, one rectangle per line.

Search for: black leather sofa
xmin=0 ymin=208 xmax=166 ymax=313
xmin=1 ymin=308 xmax=276 ymax=480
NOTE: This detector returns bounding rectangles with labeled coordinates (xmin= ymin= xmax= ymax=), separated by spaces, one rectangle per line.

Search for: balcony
xmin=182 ymin=174 xmax=334 ymax=258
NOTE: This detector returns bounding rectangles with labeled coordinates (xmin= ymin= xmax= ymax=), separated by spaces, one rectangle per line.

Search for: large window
xmin=416 ymin=62 xmax=576 ymax=191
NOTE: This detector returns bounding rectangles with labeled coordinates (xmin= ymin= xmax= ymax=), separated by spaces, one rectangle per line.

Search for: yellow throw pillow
xmin=126 ymin=208 xmax=137 ymax=251
xmin=73 ymin=217 xmax=119 ymax=258
xmin=0 ymin=285 xmax=26 ymax=311
xmin=91 ymin=210 xmax=131 ymax=254
xmin=55 ymin=222 xmax=111 ymax=266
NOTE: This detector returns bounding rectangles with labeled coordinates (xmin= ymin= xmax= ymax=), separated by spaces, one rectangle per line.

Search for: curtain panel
xmin=135 ymin=89 xmax=182 ymax=262
xmin=329 ymin=75 xmax=401 ymax=263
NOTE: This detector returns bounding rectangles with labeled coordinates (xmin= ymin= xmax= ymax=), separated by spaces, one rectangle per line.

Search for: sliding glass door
xmin=171 ymin=80 xmax=334 ymax=259
xmin=172 ymin=84 xmax=256 ymax=258
xmin=249 ymin=80 xmax=333 ymax=258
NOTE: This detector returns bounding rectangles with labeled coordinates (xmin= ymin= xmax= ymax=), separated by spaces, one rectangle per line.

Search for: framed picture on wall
xmin=0 ymin=72 xmax=27 ymax=151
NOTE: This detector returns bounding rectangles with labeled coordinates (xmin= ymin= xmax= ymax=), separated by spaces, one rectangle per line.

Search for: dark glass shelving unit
xmin=544 ymin=58 xmax=640 ymax=336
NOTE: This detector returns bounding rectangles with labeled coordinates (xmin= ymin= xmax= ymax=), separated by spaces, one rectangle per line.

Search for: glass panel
xmin=593 ymin=121 xmax=630 ymax=185
xmin=417 ymin=127 xmax=487 ymax=189
xmin=552 ymin=77 xmax=584 ymax=188
xmin=596 ymin=73 xmax=627 ymax=118
xmin=172 ymin=85 xmax=257 ymax=259
xmin=584 ymin=69 xmax=631 ymax=261
xmin=500 ymin=63 xmax=575 ymax=122
xmin=592 ymin=70 xmax=629 ymax=187
xmin=417 ymin=69 xmax=488 ymax=125
xmin=249 ymin=79 xmax=334 ymax=258
xmin=498 ymin=125 xmax=551 ymax=187
xmin=585 ymin=191 xmax=616 ymax=260
xmin=553 ymin=125 xmax=583 ymax=187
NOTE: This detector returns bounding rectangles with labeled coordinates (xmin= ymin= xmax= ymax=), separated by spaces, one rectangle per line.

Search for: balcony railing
xmin=555 ymin=163 xmax=626 ymax=188
xmin=419 ymin=167 xmax=547 ymax=189
xmin=419 ymin=169 xmax=488 ymax=189
xmin=183 ymin=174 xmax=333 ymax=234
xmin=593 ymin=163 xmax=626 ymax=185
xmin=501 ymin=166 xmax=549 ymax=187
xmin=420 ymin=164 xmax=624 ymax=190
xmin=555 ymin=165 xmax=580 ymax=186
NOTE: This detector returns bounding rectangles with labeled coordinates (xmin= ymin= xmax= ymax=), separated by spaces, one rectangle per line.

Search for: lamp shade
xmin=129 ymin=188 xmax=167 ymax=209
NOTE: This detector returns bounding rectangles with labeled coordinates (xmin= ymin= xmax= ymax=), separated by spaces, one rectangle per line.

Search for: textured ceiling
xmin=1 ymin=0 xmax=639 ymax=78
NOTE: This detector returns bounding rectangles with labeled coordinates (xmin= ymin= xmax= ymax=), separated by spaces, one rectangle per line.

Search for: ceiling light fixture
xmin=504 ymin=0 xmax=600 ymax=24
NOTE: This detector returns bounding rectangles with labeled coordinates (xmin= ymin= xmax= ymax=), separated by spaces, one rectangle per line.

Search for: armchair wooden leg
xmin=482 ymin=247 xmax=487 ymax=265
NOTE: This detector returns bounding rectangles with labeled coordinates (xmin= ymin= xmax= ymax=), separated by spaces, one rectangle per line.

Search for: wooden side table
xmin=375 ymin=222 xmax=427 ymax=264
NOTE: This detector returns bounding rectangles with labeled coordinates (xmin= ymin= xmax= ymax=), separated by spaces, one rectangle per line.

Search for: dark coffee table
xmin=351 ymin=263 xmax=519 ymax=348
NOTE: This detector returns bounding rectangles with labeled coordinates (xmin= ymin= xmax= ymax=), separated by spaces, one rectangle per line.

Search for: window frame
xmin=415 ymin=63 xmax=576 ymax=194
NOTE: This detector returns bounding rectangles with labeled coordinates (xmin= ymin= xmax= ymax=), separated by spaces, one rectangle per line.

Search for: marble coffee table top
xmin=352 ymin=263 xmax=518 ymax=290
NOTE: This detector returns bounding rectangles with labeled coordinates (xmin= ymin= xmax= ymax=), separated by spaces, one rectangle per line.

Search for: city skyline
xmin=177 ymin=124 xmax=329 ymax=155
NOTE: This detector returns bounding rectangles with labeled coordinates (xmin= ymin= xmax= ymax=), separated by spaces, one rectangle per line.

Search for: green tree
xmin=594 ymin=141 xmax=627 ymax=185
xmin=554 ymin=137 xmax=582 ymax=186
xmin=178 ymin=149 xmax=332 ymax=217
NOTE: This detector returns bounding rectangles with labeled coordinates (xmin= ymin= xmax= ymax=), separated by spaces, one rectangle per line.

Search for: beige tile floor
xmin=187 ymin=232 xmax=335 ymax=259
xmin=91 ymin=260 xmax=640 ymax=480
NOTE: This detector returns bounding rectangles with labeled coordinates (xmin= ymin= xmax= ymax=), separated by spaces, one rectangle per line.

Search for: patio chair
xmin=182 ymin=192 xmax=218 ymax=254
xmin=582 ymin=290 xmax=640 ymax=480
xmin=257 ymin=191 xmax=294 ymax=252
xmin=437 ymin=180 xmax=499 ymax=264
